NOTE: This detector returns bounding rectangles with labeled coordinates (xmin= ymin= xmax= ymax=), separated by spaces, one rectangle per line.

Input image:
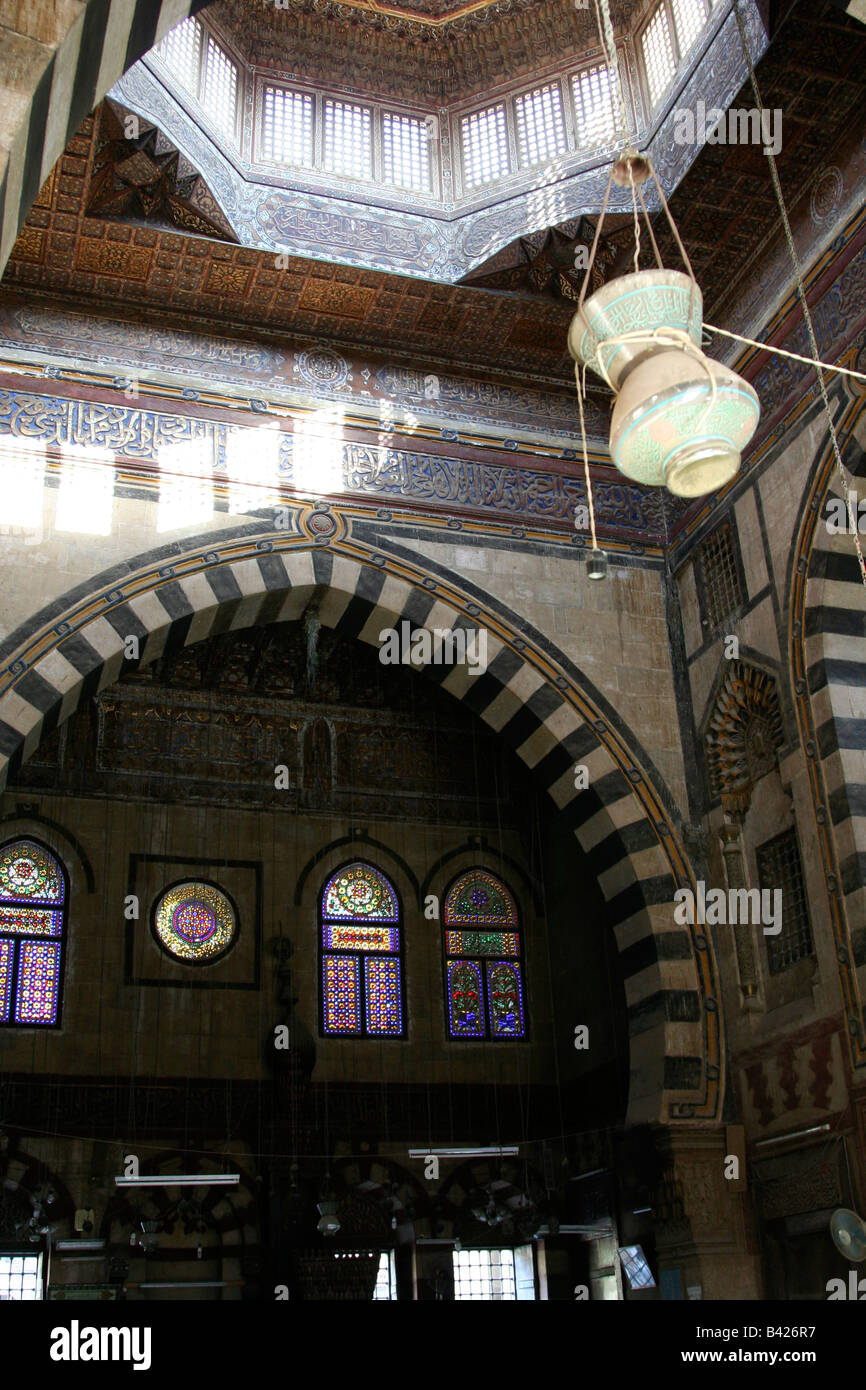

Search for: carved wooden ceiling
xmin=87 ymin=102 xmax=238 ymax=244
xmin=208 ymin=0 xmax=648 ymax=104
xmin=2 ymin=0 xmax=864 ymax=392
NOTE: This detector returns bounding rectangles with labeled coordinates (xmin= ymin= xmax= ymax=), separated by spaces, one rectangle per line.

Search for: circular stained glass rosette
xmin=153 ymin=882 xmax=236 ymax=962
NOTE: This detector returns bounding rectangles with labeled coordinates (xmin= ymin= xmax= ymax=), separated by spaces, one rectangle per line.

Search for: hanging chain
xmin=593 ymin=0 xmax=632 ymax=151
xmin=575 ymin=363 xmax=600 ymax=554
xmin=733 ymin=0 xmax=866 ymax=586
xmin=628 ymin=160 xmax=641 ymax=275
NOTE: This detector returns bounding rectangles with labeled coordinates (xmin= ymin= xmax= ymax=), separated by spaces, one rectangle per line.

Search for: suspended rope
xmin=732 ymin=0 xmax=866 ymax=587
xmin=704 ymin=322 xmax=866 ymax=385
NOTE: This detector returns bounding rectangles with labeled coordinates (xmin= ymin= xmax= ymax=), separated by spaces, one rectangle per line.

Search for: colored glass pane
xmin=0 ymin=906 xmax=63 ymax=936
xmin=322 ymin=955 xmax=361 ymax=1033
xmin=323 ymin=923 xmax=399 ymax=953
xmin=486 ymin=961 xmax=525 ymax=1038
xmin=14 ymin=940 xmax=61 ymax=1025
xmin=0 ymin=939 xmax=13 ymax=1022
xmin=322 ymin=863 xmax=398 ymax=922
xmin=153 ymin=882 xmax=236 ymax=962
xmin=172 ymin=901 xmax=218 ymax=943
xmin=0 ymin=841 xmax=64 ymax=903
xmin=447 ymin=959 xmax=484 ymax=1038
xmin=364 ymin=957 xmax=402 ymax=1035
xmin=445 ymin=930 xmax=519 ymax=958
xmin=443 ymin=870 xmax=517 ymax=926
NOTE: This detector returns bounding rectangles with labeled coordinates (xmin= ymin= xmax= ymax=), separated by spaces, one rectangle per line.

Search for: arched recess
xmin=0 ymin=0 xmax=214 ymax=276
xmin=789 ymin=377 xmax=866 ymax=1068
xmin=0 ymin=522 xmax=720 ymax=1124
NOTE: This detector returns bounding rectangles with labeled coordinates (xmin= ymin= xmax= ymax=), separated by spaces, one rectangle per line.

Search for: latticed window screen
xmin=382 ymin=112 xmax=431 ymax=190
xmin=514 ymin=84 xmax=567 ymax=167
xmin=672 ymin=0 xmax=710 ymax=57
xmin=571 ymin=62 xmax=619 ymax=148
xmin=157 ymin=16 xmax=202 ymax=93
xmin=698 ymin=521 xmax=743 ymax=628
xmin=461 ymin=105 xmax=510 ymax=189
xmin=262 ymin=87 xmax=314 ymax=166
xmin=0 ymin=1254 xmax=42 ymax=1300
xmin=757 ymin=830 xmax=814 ymax=975
xmin=641 ymin=4 xmax=677 ymax=106
xmin=323 ymin=100 xmax=373 ymax=179
xmin=453 ymin=1249 xmax=516 ymax=1300
xmin=201 ymin=35 xmax=238 ymax=138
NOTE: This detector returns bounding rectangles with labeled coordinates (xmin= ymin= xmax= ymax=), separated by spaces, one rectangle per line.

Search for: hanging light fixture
xmin=569 ymin=150 xmax=760 ymax=499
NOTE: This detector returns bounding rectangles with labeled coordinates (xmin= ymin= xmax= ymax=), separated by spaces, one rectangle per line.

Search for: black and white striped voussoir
xmin=805 ymin=488 xmax=866 ymax=938
xmin=0 ymin=0 xmax=212 ymax=276
xmin=0 ymin=546 xmax=705 ymax=1115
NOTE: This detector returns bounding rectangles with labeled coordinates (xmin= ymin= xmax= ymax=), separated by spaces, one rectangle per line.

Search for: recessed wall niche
xmin=125 ymin=853 xmax=262 ymax=990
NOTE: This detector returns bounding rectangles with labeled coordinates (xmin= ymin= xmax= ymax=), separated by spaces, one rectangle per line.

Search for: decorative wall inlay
xmin=810 ymin=167 xmax=845 ymax=228
xmin=704 ymin=661 xmax=784 ymax=816
xmin=13 ymin=625 xmax=534 ymax=830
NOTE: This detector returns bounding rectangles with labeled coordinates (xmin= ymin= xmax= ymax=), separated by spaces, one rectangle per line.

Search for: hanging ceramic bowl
xmin=608 ymin=350 xmax=761 ymax=496
xmin=568 ymin=268 xmax=703 ymax=390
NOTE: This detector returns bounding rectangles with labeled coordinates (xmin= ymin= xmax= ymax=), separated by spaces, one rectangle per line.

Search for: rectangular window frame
xmin=381 ymin=109 xmax=433 ymax=193
xmin=152 ymin=15 xmax=242 ymax=148
xmin=260 ymin=83 xmax=316 ymax=170
xmin=319 ymin=886 xmax=406 ymax=1040
xmin=457 ymin=101 xmax=513 ymax=193
xmin=443 ymin=937 xmax=528 ymax=1043
xmin=513 ymin=80 xmax=569 ymax=170
xmin=637 ymin=1 xmax=679 ymax=112
xmin=0 ymin=929 xmax=66 ymax=1032
xmin=694 ymin=518 xmax=747 ymax=635
xmin=0 ymin=1250 xmax=44 ymax=1301
xmin=637 ymin=0 xmax=712 ymax=113
xmin=756 ymin=827 xmax=815 ymax=977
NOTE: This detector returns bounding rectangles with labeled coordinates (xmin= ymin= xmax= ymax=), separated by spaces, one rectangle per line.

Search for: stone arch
xmin=0 ymin=1 xmax=215 ymax=276
xmin=0 ymin=527 xmax=720 ymax=1123
xmin=789 ymin=379 xmax=866 ymax=1066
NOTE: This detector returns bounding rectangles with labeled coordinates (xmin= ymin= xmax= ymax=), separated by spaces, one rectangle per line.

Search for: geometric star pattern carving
xmin=86 ymin=100 xmax=238 ymax=244
xmin=461 ymin=217 xmax=637 ymax=302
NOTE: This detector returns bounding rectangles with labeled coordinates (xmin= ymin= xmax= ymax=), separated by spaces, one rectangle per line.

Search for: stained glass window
xmin=443 ymin=870 xmax=526 ymax=1040
xmin=0 ymin=839 xmax=68 ymax=1028
xmin=152 ymin=881 xmax=237 ymax=963
xmin=320 ymin=862 xmax=404 ymax=1037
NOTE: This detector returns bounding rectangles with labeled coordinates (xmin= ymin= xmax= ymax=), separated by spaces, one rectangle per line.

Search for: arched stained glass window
xmin=0 ymin=839 xmax=68 ymax=1028
xmin=319 ymin=862 xmax=404 ymax=1038
xmin=442 ymin=869 xmax=526 ymax=1040
xmin=152 ymin=881 xmax=237 ymax=964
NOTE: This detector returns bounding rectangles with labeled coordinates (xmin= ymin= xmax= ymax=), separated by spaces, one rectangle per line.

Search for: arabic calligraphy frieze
xmin=371 ymin=363 xmax=607 ymax=436
xmin=341 ymin=440 xmax=662 ymax=534
xmin=0 ymin=389 xmax=218 ymax=461
xmin=0 ymin=385 xmax=661 ymax=538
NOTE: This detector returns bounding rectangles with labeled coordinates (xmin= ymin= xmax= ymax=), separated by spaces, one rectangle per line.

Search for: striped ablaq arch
xmin=0 ymin=524 xmax=720 ymax=1122
xmin=796 ymin=442 xmax=866 ymax=1067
